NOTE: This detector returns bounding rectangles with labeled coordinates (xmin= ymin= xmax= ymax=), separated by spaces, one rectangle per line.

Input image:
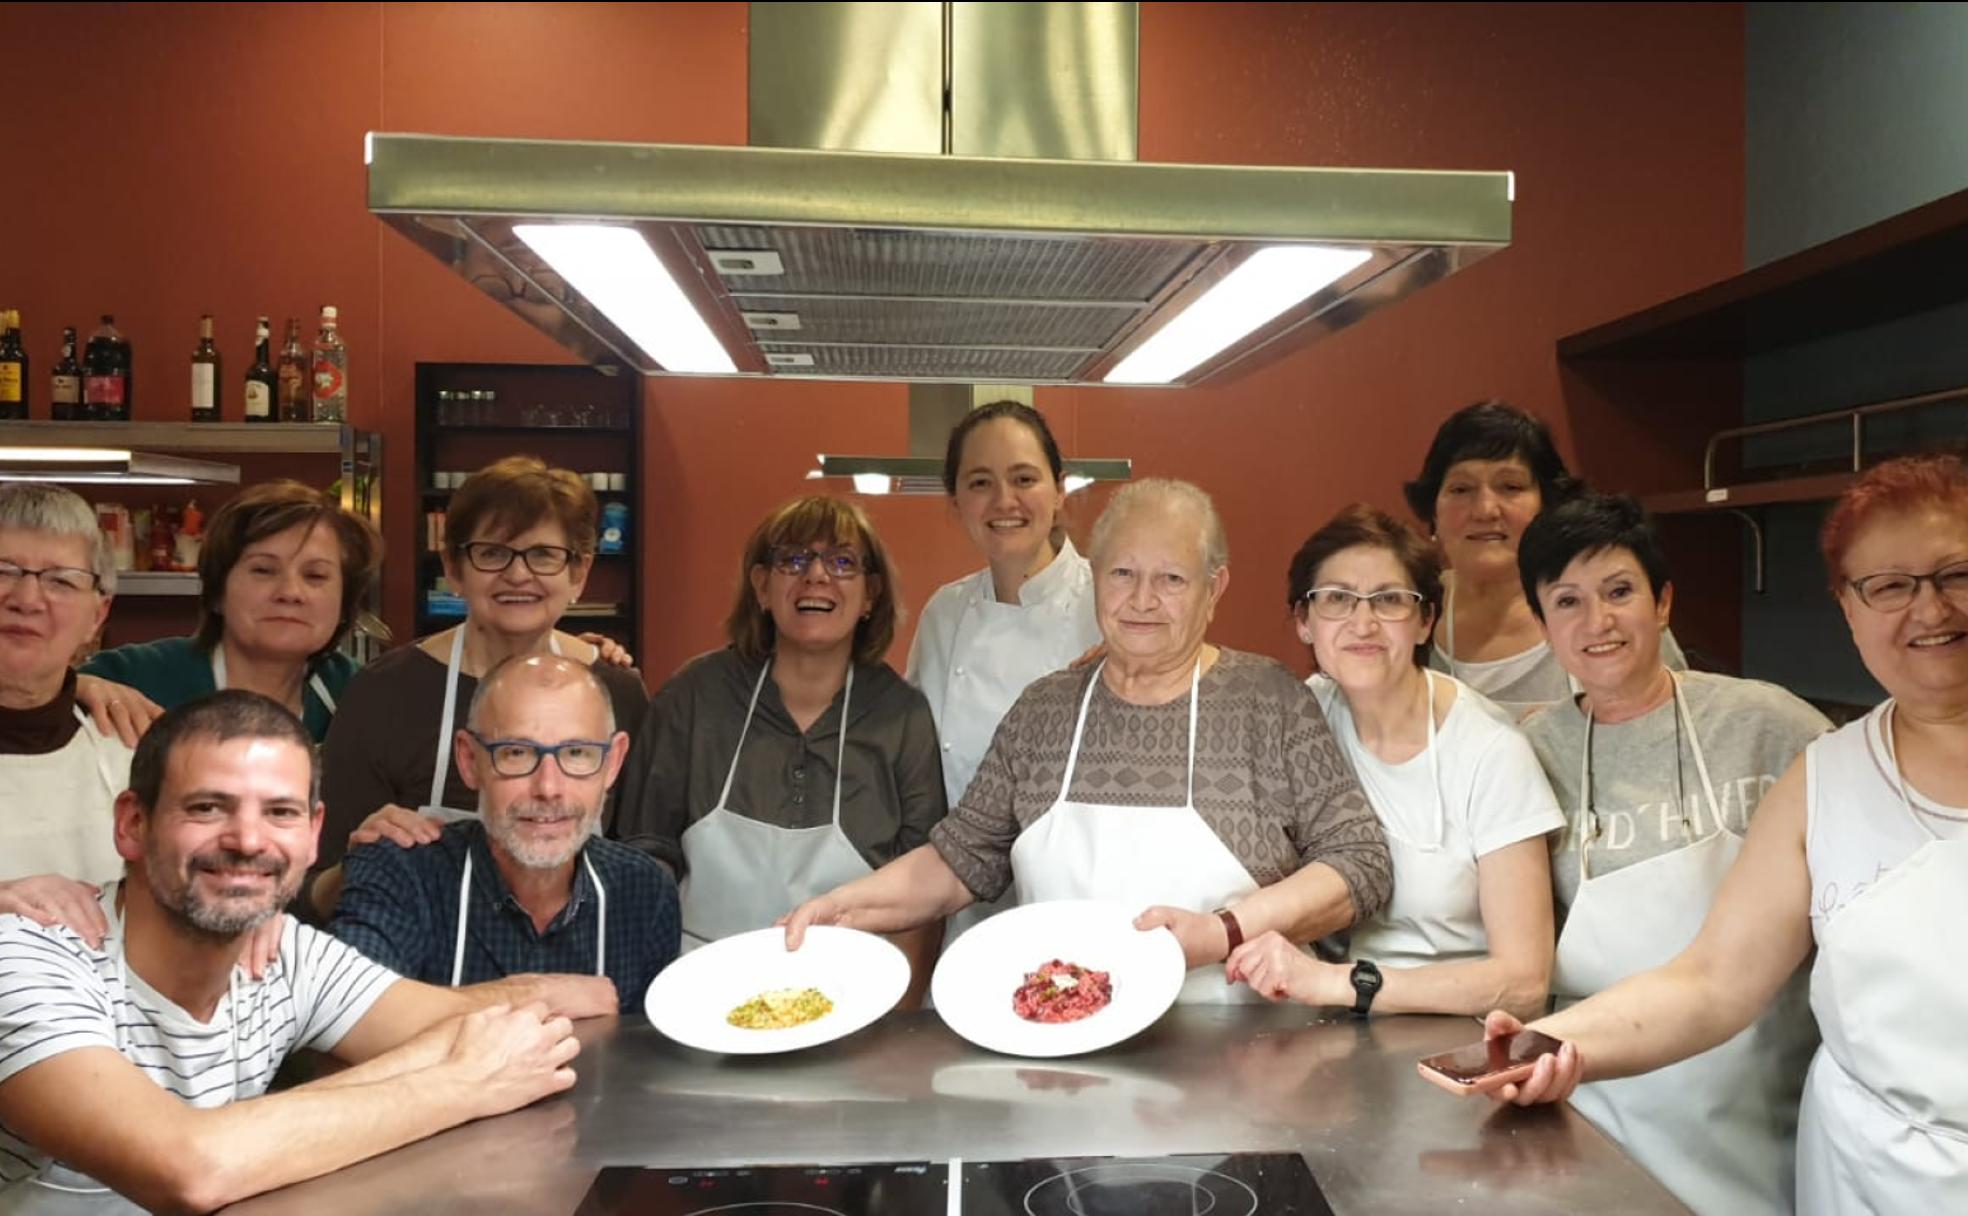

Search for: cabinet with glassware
xmin=412 ymin=362 xmax=641 ymax=651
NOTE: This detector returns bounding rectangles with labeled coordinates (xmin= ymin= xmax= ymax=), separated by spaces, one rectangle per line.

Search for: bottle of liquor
xmin=190 ymin=315 xmax=221 ymax=422
xmin=83 ymin=315 xmax=132 ymax=421
xmin=0 ymin=311 xmax=25 ymax=420
xmin=50 ymin=327 xmax=82 ymax=420
xmin=276 ymin=318 xmax=308 ymax=421
xmin=309 ymin=305 xmax=347 ymax=423
xmin=243 ymin=317 xmax=275 ymax=422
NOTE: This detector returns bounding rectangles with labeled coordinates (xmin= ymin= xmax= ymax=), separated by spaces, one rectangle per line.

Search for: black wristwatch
xmin=1349 ymin=960 xmax=1383 ymax=1017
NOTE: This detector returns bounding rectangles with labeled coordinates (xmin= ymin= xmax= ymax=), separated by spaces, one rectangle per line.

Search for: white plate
xmin=929 ymin=899 xmax=1185 ymax=1058
xmin=644 ymin=926 xmax=909 ymax=1055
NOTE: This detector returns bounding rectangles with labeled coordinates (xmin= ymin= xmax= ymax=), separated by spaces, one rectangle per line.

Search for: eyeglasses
xmin=467 ymin=730 xmax=613 ymax=778
xmin=0 ymin=560 xmax=101 ymax=600
xmin=458 ymin=541 xmax=578 ymax=576
xmin=769 ymin=546 xmax=866 ymax=579
xmin=1847 ymin=560 xmax=1968 ymax=612
xmin=1300 ymin=586 xmax=1426 ymax=622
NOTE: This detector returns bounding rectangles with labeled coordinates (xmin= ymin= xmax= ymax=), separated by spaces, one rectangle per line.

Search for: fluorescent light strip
xmin=514 ymin=224 xmax=736 ymax=374
xmin=0 ymin=446 xmax=134 ymax=464
xmin=0 ymin=474 xmax=197 ymax=485
xmin=851 ymin=473 xmax=893 ymax=496
xmin=1104 ymin=244 xmax=1372 ymax=385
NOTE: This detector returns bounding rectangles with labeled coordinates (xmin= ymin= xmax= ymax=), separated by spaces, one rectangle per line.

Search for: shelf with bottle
xmin=0 ymin=308 xmax=351 ymax=424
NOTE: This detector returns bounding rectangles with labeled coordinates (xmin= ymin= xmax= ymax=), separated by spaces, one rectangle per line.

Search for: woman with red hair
xmin=1469 ymin=454 xmax=1968 ymax=1215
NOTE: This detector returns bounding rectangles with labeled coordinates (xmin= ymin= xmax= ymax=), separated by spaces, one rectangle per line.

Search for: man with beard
xmin=331 ymin=654 xmax=680 ymax=1010
xmin=0 ymin=690 xmax=613 ymax=1211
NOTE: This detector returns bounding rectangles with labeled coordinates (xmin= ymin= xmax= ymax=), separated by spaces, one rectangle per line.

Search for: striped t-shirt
xmin=0 ymin=884 xmax=398 ymax=1191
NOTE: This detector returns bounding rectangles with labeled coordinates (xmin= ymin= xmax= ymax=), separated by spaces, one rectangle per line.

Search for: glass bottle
xmin=243 ymin=317 xmax=275 ymax=422
xmin=0 ymin=311 xmax=25 ymax=420
xmin=190 ymin=315 xmax=221 ymax=422
xmin=276 ymin=319 xmax=308 ymax=421
xmin=50 ymin=327 xmax=81 ymax=420
xmin=309 ymin=305 xmax=347 ymax=423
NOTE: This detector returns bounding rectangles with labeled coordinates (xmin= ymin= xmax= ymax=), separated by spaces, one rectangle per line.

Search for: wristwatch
xmin=1349 ymin=960 xmax=1383 ymax=1017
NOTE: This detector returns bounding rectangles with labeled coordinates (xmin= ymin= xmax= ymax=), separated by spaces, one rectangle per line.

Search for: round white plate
xmin=929 ymin=899 xmax=1184 ymax=1058
xmin=644 ymin=926 xmax=909 ymax=1055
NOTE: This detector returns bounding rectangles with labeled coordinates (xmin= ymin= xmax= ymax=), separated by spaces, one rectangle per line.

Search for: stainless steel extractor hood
xmin=366 ymin=3 xmax=1511 ymax=389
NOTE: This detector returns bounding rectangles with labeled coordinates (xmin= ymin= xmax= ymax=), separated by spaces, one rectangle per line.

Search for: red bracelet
xmin=1215 ymin=907 xmax=1244 ymax=955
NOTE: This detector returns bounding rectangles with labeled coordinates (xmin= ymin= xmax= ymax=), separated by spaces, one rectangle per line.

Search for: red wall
xmin=0 ymin=2 xmax=1744 ymax=682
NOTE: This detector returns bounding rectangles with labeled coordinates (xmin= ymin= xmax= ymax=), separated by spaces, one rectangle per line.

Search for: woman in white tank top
xmin=1460 ymin=454 xmax=1968 ymax=1216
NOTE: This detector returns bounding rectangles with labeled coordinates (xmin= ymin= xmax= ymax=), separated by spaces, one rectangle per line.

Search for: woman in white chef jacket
xmin=613 ymin=496 xmax=948 ymax=1003
xmin=1499 ymin=492 xmax=1826 ymax=1216
xmin=1227 ymin=504 xmax=1562 ymax=1020
xmin=1484 ymin=456 xmax=1968 ymax=1216
xmin=1406 ymin=400 xmax=1683 ymax=717
xmin=906 ymin=401 xmax=1100 ymax=938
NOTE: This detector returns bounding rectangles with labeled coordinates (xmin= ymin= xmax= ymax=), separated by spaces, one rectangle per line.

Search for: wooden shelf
xmin=1559 ymin=185 xmax=1968 ymax=361
xmin=0 ymin=420 xmax=348 ymax=454
xmin=1640 ymin=472 xmax=1859 ymax=516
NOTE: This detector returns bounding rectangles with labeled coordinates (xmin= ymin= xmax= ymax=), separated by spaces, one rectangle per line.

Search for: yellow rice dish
xmin=726 ymin=987 xmax=835 ymax=1030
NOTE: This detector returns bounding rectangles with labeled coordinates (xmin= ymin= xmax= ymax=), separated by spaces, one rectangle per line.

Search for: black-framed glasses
xmin=467 ymin=730 xmax=613 ymax=778
xmin=769 ymin=545 xmax=866 ymax=579
xmin=1847 ymin=560 xmax=1968 ymax=612
xmin=0 ymin=560 xmax=102 ymax=599
xmin=1300 ymin=586 xmax=1426 ymax=622
xmin=458 ymin=541 xmax=578 ymax=576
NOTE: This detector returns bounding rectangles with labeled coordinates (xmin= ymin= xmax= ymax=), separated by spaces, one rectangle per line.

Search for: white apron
xmin=210 ymin=648 xmax=337 ymax=719
xmin=1797 ymin=704 xmax=1968 ymax=1215
xmin=678 ymin=662 xmax=873 ymax=949
xmin=421 ymin=628 xmax=561 ymax=824
xmin=449 ymin=844 xmax=607 ymax=986
xmin=1343 ymin=672 xmax=1482 ymax=969
xmin=1009 ymin=659 xmax=1265 ymax=1005
xmin=1553 ymin=674 xmax=1811 ymax=1216
xmin=0 ymin=708 xmax=127 ymax=884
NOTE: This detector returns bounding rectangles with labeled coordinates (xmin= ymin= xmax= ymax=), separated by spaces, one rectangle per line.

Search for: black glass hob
xmin=577 ymin=1152 xmax=1331 ymax=1215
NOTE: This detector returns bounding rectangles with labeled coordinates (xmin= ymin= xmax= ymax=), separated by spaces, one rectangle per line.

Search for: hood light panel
xmin=1104 ymin=245 xmax=1373 ymax=385
xmin=513 ymin=224 xmax=737 ymax=375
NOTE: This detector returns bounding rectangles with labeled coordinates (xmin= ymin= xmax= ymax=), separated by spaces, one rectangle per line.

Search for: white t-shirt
xmin=1312 ymin=672 xmax=1564 ymax=968
xmin=0 ymin=718 xmax=131 ymax=885
xmin=0 ymin=884 xmax=398 ymax=1192
xmin=907 ymin=538 xmax=1101 ymax=807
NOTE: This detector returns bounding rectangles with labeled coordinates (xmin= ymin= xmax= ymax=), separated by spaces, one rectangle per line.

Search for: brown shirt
xmin=317 ymin=643 xmax=649 ymax=872
xmin=611 ymin=648 xmax=948 ymax=876
xmin=930 ymin=647 xmax=1392 ymax=917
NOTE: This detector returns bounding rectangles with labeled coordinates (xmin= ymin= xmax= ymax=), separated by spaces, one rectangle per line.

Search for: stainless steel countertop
xmin=228 ymin=1006 xmax=1687 ymax=1215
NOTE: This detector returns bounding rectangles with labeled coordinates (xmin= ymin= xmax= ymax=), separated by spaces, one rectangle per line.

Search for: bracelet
xmin=1214 ymin=907 xmax=1244 ymax=956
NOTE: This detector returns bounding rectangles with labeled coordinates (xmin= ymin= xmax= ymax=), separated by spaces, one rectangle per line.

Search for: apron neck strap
xmin=1419 ymin=669 xmax=1446 ymax=850
xmin=1061 ymin=658 xmax=1204 ymax=807
xmin=832 ymin=665 xmax=854 ymax=830
xmin=1577 ymin=671 xmax=1720 ymax=886
xmin=713 ymin=660 xmax=773 ymax=811
xmin=1879 ymin=701 xmax=1939 ymax=841
xmin=430 ymin=627 xmax=469 ymax=812
xmin=453 ymin=838 xmax=610 ymax=986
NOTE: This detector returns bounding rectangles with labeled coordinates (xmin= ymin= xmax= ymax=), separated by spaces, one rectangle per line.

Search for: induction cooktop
xmin=576 ymin=1152 xmax=1331 ymax=1215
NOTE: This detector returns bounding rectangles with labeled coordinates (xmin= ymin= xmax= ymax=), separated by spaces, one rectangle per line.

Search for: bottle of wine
xmin=309 ymin=305 xmax=347 ymax=423
xmin=84 ymin=315 xmax=132 ymax=421
xmin=190 ymin=315 xmax=221 ymax=422
xmin=50 ymin=327 xmax=82 ymax=420
xmin=0 ymin=311 xmax=26 ymax=420
xmin=276 ymin=319 xmax=308 ymax=421
xmin=244 ymin=317 xmax=275 ymax=422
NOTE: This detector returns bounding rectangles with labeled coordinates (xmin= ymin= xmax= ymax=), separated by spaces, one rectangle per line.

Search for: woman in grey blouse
xmin=786 ymin=479 xmax=1392 ymax=1004
xmin=612 ymin=497 xmax=946 ymax=1001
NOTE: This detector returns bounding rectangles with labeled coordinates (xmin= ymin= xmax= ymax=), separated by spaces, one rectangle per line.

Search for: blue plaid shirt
xmin=330 ymin=820 xmax=680 ymax=1011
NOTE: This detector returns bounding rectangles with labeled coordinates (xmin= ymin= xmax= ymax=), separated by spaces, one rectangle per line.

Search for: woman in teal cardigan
xmin=78 ymin=480 xmax=382 ymax=742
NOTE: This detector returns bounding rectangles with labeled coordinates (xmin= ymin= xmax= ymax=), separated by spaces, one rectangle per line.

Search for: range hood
xmin=366 ymin=3 xmax=1511 ymax=389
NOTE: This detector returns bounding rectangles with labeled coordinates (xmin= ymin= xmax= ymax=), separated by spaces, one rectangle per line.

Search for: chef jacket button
xmin=942 ymin=742 xmax=952 ymax=751
xmin=954 ymin=667 xmax=964 ymax=677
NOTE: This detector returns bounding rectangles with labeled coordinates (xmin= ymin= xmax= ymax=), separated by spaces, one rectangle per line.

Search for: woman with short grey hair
xmin=0 ymin=482 xmax=130 ymax=909
xmin=786 ymin=478 xmax=1392 ymax=1004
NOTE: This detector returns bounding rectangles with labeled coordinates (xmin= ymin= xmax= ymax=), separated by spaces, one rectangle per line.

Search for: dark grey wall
xmin=1740 ymin=2 xmax=1968 ymax=706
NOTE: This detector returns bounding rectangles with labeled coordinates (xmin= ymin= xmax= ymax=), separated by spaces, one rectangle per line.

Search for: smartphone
xmin=1416 ymin=1029 xmax=1565 ymax=1096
